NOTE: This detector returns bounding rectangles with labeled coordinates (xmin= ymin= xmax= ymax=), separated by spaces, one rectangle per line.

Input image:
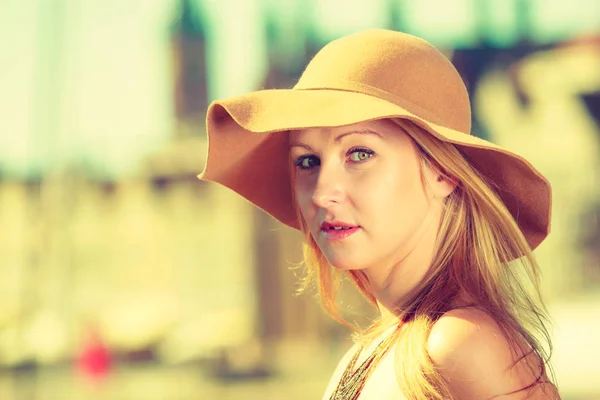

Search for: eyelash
xmin=293 ymin=147 xmax=375 ymax=171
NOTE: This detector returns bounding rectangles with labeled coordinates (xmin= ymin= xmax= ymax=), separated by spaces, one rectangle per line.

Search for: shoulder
xmin=427 ymin=307 xmax=559 ymax=399
xmin=427 ymin=307 xmax=509 ymax=365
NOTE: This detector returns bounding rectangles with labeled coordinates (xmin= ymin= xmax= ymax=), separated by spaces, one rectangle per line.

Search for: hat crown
xmin=295 ymin=29 xmax=471 ymax=133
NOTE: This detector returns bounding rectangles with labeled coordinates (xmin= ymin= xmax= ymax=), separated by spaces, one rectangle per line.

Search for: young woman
xmin=199 ymin=29 xmax=560 ymax=399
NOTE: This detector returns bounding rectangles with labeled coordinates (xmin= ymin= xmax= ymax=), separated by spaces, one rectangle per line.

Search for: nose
xmin=311 ymin=166 xmax=346 ymax=209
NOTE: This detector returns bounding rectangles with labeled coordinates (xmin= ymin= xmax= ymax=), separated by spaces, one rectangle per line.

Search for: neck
xmin=365 ymin=200 xmax=443 ymax=317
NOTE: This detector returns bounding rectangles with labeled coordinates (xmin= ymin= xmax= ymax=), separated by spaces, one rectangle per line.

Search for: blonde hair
xmin=292 ymin=118 xmax=554 ymax=399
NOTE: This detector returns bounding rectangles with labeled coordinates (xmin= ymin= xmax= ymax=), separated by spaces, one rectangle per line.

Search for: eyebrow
xmin=289 ymin=129 xmax=383 ymax=150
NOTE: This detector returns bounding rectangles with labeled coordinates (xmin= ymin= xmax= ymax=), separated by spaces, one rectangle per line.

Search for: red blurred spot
xmin=76 ymin=328 xmax=112 ymax=383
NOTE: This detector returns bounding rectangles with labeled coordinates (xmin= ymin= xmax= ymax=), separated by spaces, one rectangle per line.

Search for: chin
xmin=311 ymin=232 xmax=375 ymax=270
xmin=322 ymin=251 xmax=370 ymax=271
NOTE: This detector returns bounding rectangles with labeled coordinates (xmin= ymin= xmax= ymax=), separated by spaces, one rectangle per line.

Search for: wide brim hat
xmin=198 ymin=29 xmax=551 ymax=251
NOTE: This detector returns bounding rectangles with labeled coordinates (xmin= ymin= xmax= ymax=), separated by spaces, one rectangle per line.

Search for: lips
xmin=321 ymin=221 xmax=358 ymax=231
xmin=320 ymin=221 xmax=361 ymax=240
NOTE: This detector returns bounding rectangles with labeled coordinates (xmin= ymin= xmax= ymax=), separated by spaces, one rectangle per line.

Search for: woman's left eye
xmin=348 ymin=148 xmax=374 ymax=162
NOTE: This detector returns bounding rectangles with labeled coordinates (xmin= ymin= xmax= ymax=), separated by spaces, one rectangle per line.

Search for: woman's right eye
xmin=293 ymin=155 xmax=320 ymax=170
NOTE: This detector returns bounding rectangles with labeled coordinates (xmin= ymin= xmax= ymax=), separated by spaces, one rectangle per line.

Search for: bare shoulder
xmin=427 ymin=307 xmax=560 ymax=399
xmin=427 ymin=307 xmax=508 ymax=363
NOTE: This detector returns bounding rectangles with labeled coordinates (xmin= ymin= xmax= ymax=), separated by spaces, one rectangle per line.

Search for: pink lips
xmin=320 ymin=221 xmax=361 ymax=240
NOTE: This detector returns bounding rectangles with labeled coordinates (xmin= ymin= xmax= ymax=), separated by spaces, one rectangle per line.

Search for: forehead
xmin=289 ymin=118 xmax=402 ymax=143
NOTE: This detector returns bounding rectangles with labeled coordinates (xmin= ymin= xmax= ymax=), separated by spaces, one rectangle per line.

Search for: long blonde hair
xmin=292 ymin=118 xmax=554 ymax=399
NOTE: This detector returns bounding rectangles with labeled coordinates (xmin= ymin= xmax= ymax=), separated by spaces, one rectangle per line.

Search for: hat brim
xmin=199 ymin=88 xmax=551 ymax=251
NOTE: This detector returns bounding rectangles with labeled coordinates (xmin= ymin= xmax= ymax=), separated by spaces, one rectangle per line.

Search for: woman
xmin=199 ymin=29 xmax=560 ymax=399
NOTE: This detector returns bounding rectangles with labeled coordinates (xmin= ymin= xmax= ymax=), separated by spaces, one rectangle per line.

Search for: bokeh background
xmin=1 ymin=0 xmax=600 ymax=399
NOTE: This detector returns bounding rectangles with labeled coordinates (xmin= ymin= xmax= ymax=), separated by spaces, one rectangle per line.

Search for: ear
xmin=424 ymin=164 xmax=458 ymax=199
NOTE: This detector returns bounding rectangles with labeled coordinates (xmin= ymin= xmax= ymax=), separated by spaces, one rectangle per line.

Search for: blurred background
xmin=1 ymin=0 xmax=599 ymax=399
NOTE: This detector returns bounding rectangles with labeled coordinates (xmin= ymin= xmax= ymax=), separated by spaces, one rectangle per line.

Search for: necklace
xmin=329 ymin=326 xmax=400 ymax=400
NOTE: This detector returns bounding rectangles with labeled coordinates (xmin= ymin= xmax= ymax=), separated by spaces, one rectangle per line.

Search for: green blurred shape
xmin=479 ymin=0 xmax=521 ymax=47
xmin=528 ymin=0 xmax=600 ymax=43
xmin=171 ymin=0 xmax=207 ymax=37
xmin=400 ymin=0 xmax=479 ymax=48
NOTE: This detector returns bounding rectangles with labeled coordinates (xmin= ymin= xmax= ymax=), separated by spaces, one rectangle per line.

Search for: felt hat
xmin=198 ymin=29 xmax=551 ymax=250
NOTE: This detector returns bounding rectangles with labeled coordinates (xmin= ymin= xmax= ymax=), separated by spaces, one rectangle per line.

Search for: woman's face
xmin=290 ymin=119 xmax=450 ymax=277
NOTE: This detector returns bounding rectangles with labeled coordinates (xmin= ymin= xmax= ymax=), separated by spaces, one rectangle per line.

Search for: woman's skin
xmin=289 ymin=119 xmax=560 ymax=399
xmin=289 ymin=118 xmax=455 ymax=314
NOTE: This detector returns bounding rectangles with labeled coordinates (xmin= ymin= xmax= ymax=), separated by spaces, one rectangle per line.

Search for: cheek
xmin=294 ymin=184 xmax=316 ymax=222
xmin=362 ymin=165 xmax=427 ymax=225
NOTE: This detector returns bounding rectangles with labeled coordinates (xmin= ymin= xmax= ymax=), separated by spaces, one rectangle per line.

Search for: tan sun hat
xmin=198 ymin=29 xmax=551 ymax=251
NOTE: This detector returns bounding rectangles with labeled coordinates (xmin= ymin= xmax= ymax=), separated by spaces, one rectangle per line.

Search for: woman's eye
xmin=348 ymin=148 xmax=374 ymax=162
xmin=293 ymin=155 xmax=320 ymax=170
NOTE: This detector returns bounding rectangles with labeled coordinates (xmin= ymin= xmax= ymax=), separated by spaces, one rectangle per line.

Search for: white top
xmin=321 ymin=325 xmax=406 ymax=400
